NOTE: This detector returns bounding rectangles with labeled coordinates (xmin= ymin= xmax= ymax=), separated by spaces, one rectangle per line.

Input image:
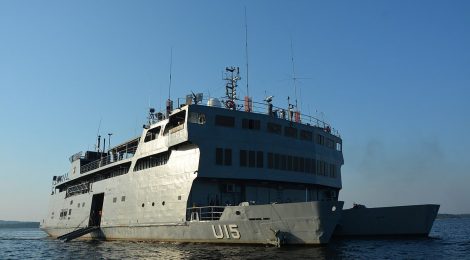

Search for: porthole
xmin=152 ymin=202 xmax=155 ymax=206
xmin=70 ymin=200 xmax=73 ymax=205
xmin=162 ymin=201 xmax=165 ymax=206
xmin=235 ymin=211 xmax=241 ymax=215
xmin=82 ymin=202 xmax=85 ymax=207
xmin=142 ymin=203 xmax=145 ymax=207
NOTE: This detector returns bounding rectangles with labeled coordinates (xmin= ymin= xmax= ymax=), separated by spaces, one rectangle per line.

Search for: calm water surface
xmin=1 ymin=218 xmax=469 ymax=259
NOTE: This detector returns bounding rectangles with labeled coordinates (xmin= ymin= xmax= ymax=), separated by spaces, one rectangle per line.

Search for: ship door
xmin=89 ymin=193 xmax=104 ymax=227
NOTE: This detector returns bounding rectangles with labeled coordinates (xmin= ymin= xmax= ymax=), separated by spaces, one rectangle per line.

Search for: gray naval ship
xmin=40 ymin=67 xmax=438 ymax=245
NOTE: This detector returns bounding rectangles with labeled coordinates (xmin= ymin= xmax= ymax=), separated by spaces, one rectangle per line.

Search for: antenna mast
xmin=168 ymin=47 xmax=173 ymax=101
xmin=244 ymin=7 xmax=249 ymax=98
xmin=224 ymin=66 xmax=240 ymax=110
xmin=166 ymin=48 xmax=174 ymax=117
xmin=290 ymin=37 xmax=298 ymax=110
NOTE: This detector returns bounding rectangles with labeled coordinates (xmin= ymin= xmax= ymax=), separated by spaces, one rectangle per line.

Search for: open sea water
xmin=1 ymin=218 xmax=469 ymax=260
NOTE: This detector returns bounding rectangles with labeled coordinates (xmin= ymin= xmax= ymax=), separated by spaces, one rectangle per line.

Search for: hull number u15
xmin=211 ymin=224 xmax=241 ymax=239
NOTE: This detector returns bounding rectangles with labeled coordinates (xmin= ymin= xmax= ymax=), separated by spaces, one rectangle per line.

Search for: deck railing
xmin=174 ymin=97 xmax=341 ymax=137
xmin=186 ymin=206 xmax=226 ymax=221
xmin=80 ymin=146 xmax=138 ymax=174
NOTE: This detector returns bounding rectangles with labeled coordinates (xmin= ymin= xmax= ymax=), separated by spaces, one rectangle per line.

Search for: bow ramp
xmin=57 ymin=226 xmax=100 ymax=242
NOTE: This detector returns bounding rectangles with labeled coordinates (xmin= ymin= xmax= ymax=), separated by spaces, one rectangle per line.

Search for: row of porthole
xmin=142 ymin=201 xmax=165 ymax=207
xmin=68 ymin=200 xmax=85 ymax=208
xmin=140 ymin=195 xmax=182 ymax=207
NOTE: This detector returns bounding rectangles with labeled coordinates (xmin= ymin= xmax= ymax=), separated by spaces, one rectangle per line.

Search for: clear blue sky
xmin=1 ymin=1 xmax=469 ymax=221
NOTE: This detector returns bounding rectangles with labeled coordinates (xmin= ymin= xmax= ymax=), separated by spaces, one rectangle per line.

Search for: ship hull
xmin=42 ymin=201 xmax=344 ymax=245
xmin=333 ymin=204 xmax=439 ymax=237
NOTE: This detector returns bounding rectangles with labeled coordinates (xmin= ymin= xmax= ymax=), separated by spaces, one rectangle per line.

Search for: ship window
xmin=240 ymin=150 xmax=247 ymax=167
xmin=178 ymin=195 xmax=181 ymax=200
xmin=142 ymin=203 xmax=145 ymax=207
xmin=305 ymin=158 xmax=311 ymax=173
xmin=274 ymin=153 xmax=280 ymax=169
xmin=82 ymin=202 xmax=85 ymax=207
xmin=189 ymin=112 xmax=206 ymax=125
xmin=249 ymin=151 xmax=256 ymax=167
xmin=144 ymin=126 xmax=161 ymax=142
xmin=268 ymin=153 xmax=274 ymax=169
xmin=162 ymin=201 xmax=165 ymax=206
xmin=69 ymin=209 xmax=72 ymax=215
xmin=336 ymin=142 xmax=342 ymax=151
xmin=293 ymin=156 xmax=299 ymax=171
xmin=77 ymin=203 xmax=80 ymax=208
xmin=316 ymin=134 xmax=325 ymax=145
xmin=216 ymin=148 xmax=223 ymax=165
xmin=311 ymin=159 xmax=316 ymax=174
xmin=242 ymin=118 xmax=260 ymax=130
xmin=113 ymin=197 xmax=117 ymax=203
xmin=284 ymin=126 xmax=298 ymax=138
xmin=330 ymin=164 xmax=336 ymax=178
xmin=70 ymin=200 xmax=73 ymax=205
xmin=326 ymin=138 xmax=335 ymax=149
xmin=281 ymin=155 xmax=287 ymax=170
xmin=267 ymin=122 xmax=282 ymax=135
xmin=152 ymin=202 xmax=155 ymax=206
xmin=257 ymin=151 xmax=263 ymax=168
xmin=287 ymin=156 xmax=293 ymax=171
xmin=215 ymin=115 xmax=235 ymax=127
xmin=300 ymin=130 xmax=313 ymax=141
xmin=224 ymin=149 xmax=232 ymax=166
xmin=121 ymin=196 xmax=126 ymax=202
xmin=134 ymin=151 xmax=170 ymax=172
xmin=299 ymin=157 xmax=305 ymax=172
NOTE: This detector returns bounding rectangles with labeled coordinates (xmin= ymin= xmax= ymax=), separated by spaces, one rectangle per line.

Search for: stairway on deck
xmin=57 ymin=226 xmax=100 ymax=242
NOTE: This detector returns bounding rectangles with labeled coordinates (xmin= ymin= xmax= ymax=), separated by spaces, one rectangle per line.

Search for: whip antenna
xmin=244 ymin=6 xmax=249 ymax=97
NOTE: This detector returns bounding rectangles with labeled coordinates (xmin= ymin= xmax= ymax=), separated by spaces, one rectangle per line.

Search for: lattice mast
xmin=224 ymin=66 xmax=240 ymax=110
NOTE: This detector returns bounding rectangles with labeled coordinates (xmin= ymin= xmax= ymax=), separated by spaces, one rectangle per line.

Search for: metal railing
xmin=175 ymin=97 xmax=341 ymax=137
xmin=186 ymin=206 xmax=226 ymax=221
xmin=80 ymin=146 xmax=138 ymax=174
xmin=66 ymin=182 xmax=90 ymax=198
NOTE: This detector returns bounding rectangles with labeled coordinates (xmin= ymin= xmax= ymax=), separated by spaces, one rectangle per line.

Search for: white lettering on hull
xmin=211 ymin=224 xmax=240 ymax=239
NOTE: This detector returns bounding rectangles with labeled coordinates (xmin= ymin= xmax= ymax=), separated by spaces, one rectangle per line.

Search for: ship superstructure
xmin=41 ymin=67 xmax=346 ymax=245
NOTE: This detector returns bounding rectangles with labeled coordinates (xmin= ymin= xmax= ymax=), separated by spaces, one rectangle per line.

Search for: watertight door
xmin=88 ymin=193 xmax=104 ymax=226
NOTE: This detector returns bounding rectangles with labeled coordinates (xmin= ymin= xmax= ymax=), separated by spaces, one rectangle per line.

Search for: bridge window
xmin=274 ymin=154 xmax=280 ymax=169
xmin=216 ymin=148 xmax=223 ymax=165
xmin=330 ymin=164 xmax=337 ymax=178
xmin=300 ymin=130 xmax=313 ymax=141
xmin=326 ymin=138 xmax=335 ymax=149
xmin=242 ymin=118 xmax=260 ymax=130
xmin=316 ymin=134 xmax=325 ymax=145
xmin=249 ymin=151 xmax=256 ymax=167
xmin=215 ymin=115 xmax=235 ymax=127
xmin=144 ymin=126 xmax=161 ymax=142
xmin=216 ymin=148 xmax=232 ymax=166
xmin=336 ymin=142 xmax=342 ymax=151
xmin=224 ymin=149 xmax=232 ymax=166
xmin=284 ymin=126 xmax=298 ymax=138
xmin=240 ymin=150 xmax=247 ymax=167
xmin=257 ymin=151 xmax=264 ymax=168
xmin=268 ymin=153 xmax=274 ymax=169
xmin=267 ymin=122 xmax=282 ymax=135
